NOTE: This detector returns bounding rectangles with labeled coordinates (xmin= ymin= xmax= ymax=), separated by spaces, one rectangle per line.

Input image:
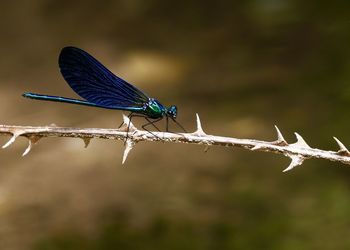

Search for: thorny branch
xmin=1 ymin=114 xmax=349 ymax=172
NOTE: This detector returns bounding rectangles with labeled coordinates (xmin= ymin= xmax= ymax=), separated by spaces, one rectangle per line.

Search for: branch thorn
xmin=204 ymin=143 xmax=211 ymax=152
xmin=291 ymin=133 xmax=311 ymax=148
xmin=22 ymin=135 xmax=41 ymax=156
xmin=82 ymin=137 xmax=91 ymax=148
xmin=333 ymin=137 xmax=350 ymax=156
xmin=272 ymin=125 xmax=288 ymax=146
xmin=120 ymin=114 xmax=137 ymax=132
xmin=193 ymin=113 xmax=206 ymax=136
xmin=122 ymin=139 xmax=135 ymax=164
xmin=2 ymin=131 xmax=22 ymax=149
xmin=283 ymin=154 xmax=305 ymax=172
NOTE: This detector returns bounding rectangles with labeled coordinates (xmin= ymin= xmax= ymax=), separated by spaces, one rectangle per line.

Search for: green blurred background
xmin=1 ymin=1 xmax=350 ymax=249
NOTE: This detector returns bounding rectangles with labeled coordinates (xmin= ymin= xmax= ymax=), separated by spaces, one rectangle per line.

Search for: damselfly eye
xmin=167 ymin=105 xmax=177 ymax=118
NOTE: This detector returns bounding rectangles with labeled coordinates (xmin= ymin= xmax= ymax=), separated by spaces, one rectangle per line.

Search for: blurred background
xmin=1 ymin=1 xmax=350 ymax=249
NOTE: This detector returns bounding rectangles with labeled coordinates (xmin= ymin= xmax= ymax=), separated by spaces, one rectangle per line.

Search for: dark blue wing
xmin=59 ymin=46 xmax=149 ymax=108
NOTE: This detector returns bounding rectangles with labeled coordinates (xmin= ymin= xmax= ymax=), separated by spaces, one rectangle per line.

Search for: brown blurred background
xmin=1 ymin=1 xmax=350 ymax=249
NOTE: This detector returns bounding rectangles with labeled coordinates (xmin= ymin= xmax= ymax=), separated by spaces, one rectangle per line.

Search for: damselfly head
xmin=167 ymin=105 xmax=177 ymax=119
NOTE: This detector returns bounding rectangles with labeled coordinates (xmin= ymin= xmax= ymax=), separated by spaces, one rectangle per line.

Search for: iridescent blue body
xmin=23 ymin=47 xmax=181 ymax=128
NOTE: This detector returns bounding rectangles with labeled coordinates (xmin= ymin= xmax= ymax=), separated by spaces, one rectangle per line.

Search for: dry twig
xmin=1 ymin=114 xmax=349 ymax=172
